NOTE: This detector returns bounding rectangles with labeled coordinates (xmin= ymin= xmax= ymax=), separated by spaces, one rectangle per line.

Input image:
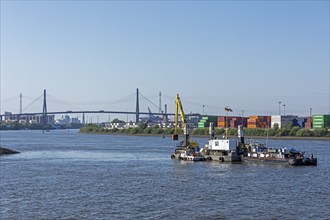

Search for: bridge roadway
xmin=0 ymin=110 xmax=200 ymax=117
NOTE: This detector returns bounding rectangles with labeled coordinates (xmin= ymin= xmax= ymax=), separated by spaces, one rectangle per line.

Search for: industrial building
xmin=3 ymin=112 xmax=55 ymax=125
xmin=55 ymin=115 xmax=80 ymax=125
xmin=271 ymin=115 xmax=298 ymax=128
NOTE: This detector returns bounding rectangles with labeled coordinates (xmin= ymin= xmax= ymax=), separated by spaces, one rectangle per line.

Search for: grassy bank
xmin=80 ymin=123 xmax=330 ymax=139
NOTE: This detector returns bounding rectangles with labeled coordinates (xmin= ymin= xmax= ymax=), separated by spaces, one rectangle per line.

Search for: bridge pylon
xmin=136 ymin=88 xmax=139 ymax=123
xmin=42 ymin=89 xmax=47 ymax=127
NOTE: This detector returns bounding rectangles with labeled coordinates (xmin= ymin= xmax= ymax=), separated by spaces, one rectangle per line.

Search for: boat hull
xmin=171 ymin=150 xmax=206 ymax=161
xmin=202 ymin=154 xmax=242 ymax=162
xmin=288 ymin=157 xmax=317 ymax=166
xmin=243 ymin=157 xmax=288 ymax=164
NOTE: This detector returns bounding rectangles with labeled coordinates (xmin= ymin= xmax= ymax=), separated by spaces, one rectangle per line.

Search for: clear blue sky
xmin=1 ymin=1 xmax=329 ymax=121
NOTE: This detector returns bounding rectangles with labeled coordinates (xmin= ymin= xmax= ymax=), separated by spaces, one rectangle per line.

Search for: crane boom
xmin=171 ymin=93 xmax=199 ymax=150
xmin=172 ymin=94 xmax=186 ymax=140
xmin=175 ymin=94 xmax=185 ymax=131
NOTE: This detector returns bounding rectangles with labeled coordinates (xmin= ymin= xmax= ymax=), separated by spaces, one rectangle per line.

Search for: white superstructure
xmin=208 ymin=139 xmax=237 ymax=151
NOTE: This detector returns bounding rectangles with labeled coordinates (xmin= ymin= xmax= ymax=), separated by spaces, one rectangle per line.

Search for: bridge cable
xmin=22 ymin=93 xmax=44 ymax=112
xmin=162 ymin=93 xmax=223 ymax=112
xmin=47 ymin=94 xmax=74 ymax=105
xmin=138 ymin=92 xmax=161 ymax=112
xmin=1 ymin=96 xmax=18 ymax=103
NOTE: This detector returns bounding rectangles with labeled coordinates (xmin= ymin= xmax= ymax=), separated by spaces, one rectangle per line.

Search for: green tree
xmin=276 ymin=128 xmax=290 ymax=136
xmin=296 ymin=129 xmax=313 ymax=137
xmin=138 ymin=123 xmax=148 ymax=130
xmin=289 ymin=126 xmax=300 ymax=136
xmin=284 ymin=122 xmax=294 ymax=129
xmin=152 ymin=128 xmax=164 ymax=134
xmin=313 ymin=128 xmax=328 ymax=137
xmin=80 ymin=124 xmax=99 ymax=132
xmin=215 ymin=128 xmax=225 ymax=136
xmin=164 ymin=128 xmax=175 ymax=135
xmin=143 ymin=127 xmax=153 ymax=134
xmin=111 ymin=118 xmax=125 ymax=123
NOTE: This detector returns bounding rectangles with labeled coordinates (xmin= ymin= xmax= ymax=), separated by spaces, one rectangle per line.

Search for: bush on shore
xmin=79 ymin=123 xmax=330 ymax=137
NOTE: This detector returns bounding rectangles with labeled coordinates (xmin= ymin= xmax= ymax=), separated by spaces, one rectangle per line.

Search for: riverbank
xmin=80 ymin=131 xmax=330 ymax=140
xmin=176 ymin=134 xmax=330 ymax=140
xmin=80 ymin=124 xmax=330 ymax=140
xmin=0 ymin=146 xmax=20 ymax=155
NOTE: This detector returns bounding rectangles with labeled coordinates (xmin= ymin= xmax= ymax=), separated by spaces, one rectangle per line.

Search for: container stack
xmin=247 ymin=116 xmax=271 ymax=128
xmin=312 ymin=115 xmax=330 ymax=129
xmin=218 ymin=116 xmax=247 ymax=128
xmin=304 ymin=117 xmax=312 ymax=129
xmin=230 ymin=117 xmax=248 ymax=128
xmin=217 ymin=116 xmax=232 ymax=128
xmin=198 ymin=116 xmax=218 ymax=128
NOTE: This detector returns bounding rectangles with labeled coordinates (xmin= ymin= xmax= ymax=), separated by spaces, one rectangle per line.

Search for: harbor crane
xmin=170 ymin=94 xmax=202 ymax=160
xmin=172 ymin=94 xmax=198 ymax=149
xmin=172 ymin=94 xmax=185 ymax=141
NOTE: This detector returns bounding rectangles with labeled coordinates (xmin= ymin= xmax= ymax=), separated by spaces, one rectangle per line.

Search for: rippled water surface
xmin=1 ymin=130 xmax=329 ymax=219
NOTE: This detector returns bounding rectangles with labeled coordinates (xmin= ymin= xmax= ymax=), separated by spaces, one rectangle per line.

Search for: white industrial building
xmin=4 ymin=112 xmax=55 ymax=125
xmin=55 ymin=115 xmax=81 ymax=125
xmin=271 ymin=115 xmax=298 ymax=128
xmin=103 ymin=121 xmax=138 ymax=129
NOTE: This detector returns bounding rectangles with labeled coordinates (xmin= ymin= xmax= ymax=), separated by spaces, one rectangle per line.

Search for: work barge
xmin=170 ymin=94 xmax=317 ymax=166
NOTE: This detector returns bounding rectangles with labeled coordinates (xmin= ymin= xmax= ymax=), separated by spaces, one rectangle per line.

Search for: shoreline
xmin=79 ymin=131 xmax=330 ymax=140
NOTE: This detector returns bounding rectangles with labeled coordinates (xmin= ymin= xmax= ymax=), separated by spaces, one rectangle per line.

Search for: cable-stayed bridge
xmin=1 ymin=89 xmax=201 ymax=126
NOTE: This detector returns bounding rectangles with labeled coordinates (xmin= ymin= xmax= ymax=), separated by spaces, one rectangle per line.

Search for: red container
xmin=305 ymin=121 xmax=312 ymax=129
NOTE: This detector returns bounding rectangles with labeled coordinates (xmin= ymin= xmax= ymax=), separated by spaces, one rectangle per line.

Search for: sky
xmin=1 ymin=0 xmax=329 ymax=122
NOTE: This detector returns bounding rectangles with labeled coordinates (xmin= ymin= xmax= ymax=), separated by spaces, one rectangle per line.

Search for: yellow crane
xmin=172 ymin=94 xmax=198 ymax=149
xmin=172 ymin=94 xmax=185 ymax=141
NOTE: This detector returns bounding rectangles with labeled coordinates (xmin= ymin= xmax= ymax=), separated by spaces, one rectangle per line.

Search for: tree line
xmin=80 ymin=122 xmax=329 ymax=137
xmin=0 ymin=121 xmax=83 ymax=130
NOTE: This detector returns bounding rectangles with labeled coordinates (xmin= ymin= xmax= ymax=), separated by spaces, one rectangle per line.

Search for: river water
xmin=0 ymin=130 xmax=329 ymax=219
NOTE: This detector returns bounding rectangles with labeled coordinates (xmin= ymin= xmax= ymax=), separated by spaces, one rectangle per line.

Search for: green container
xmin=312 ymin=115 xmax=330 ymax=128
xmin=199 ymin=119 xmax=207 ymax=123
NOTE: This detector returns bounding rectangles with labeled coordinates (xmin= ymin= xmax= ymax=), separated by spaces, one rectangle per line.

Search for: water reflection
xmin=3 ymin=150 xmax=169 ymax=163
xmin=0 ymin=130 xmax=329 ymax=219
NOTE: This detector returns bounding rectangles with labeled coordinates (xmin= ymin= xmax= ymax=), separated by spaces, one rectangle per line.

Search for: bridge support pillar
xmin=136 ymin=88 xmax=139 ymax=124
xmin=42 ymin=89 xmax=48 ymax=128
